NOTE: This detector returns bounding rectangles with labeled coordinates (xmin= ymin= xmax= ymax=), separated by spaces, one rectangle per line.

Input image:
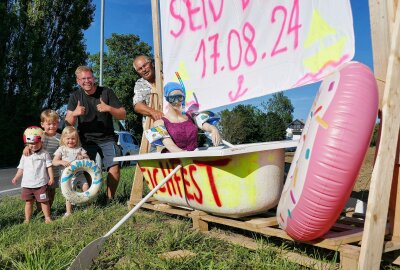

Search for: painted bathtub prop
xmin=115 ymin=140 xmax=297 ymax=218
xmin=277 ymin=62 xmax=378 ymax=241
xmin=60 ymin=159 xmax=103 ymax=205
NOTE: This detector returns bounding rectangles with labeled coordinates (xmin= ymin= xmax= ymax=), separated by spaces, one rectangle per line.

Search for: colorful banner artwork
xmin=160 ymin=0 xmax=354 ymax=111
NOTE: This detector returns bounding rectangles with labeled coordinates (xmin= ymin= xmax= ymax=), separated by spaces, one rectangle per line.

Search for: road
xmin=0 ymin=167 xmax=20 ymax=198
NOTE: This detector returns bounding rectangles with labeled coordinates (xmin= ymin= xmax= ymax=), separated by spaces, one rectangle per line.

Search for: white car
xmin=95 ymin=131 xmax=139 ymax=168
xmin=117 ymin=131 xmax=139 ymax=156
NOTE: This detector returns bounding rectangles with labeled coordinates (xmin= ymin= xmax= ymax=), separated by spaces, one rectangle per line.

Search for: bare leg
xmin=65 ymin=201 xmax=73 ymax=217
xmin=25 ymin=200 xmax=34 ymax=223
xmin=41 ymin=202 xmax=52 ymax=224
xmin=82 ymin=183 xmax=90 ymax=208
xmin=107 ymin=165 xmax=120 ymax=200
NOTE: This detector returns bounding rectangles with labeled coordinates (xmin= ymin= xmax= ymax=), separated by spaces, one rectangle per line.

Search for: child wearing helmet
xmin=22 ymin=109 xmax=61 ymax=209
xmin=12 ymin=126 xmax=54 ymax=224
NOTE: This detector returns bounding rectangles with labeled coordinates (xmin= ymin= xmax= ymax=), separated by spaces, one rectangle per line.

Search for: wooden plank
xmin=389 ymin=137 xmax=400 ymax=239
xmin=151 ymin=0 xmax=163 ymax=109
xmin=129 ymin=0 xmax=163 ymax=207
xmin=321 ymin=228 xmax=364 ymax=246
xmin=244 ymin=217 xmax=278 ymax=228
xmin=331 ymin=223 xmax=357 ymax=232
xmin=140 ymin=202 xmax=191 ymax=217
xmin=383 ymin=239 xmax=400 ymax=253
xmin=203 ymin=230 xmax=338 ymax=270
xmin=337 ymin=216 xmax=365 ymax=227
xmin=359 ymin=4 xmax=400 ymax=269
xmin=388 ymin=0 xmax=399 ymax=35
xmin=340 ymin=245 xmax=360 ymax=270
xmin=198 ymin=214 xmax=353 ymax=251
xmin=368 ymin=0 xmax=391 ymax=109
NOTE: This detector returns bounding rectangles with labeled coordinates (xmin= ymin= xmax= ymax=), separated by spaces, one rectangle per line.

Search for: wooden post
xmin=368 ymin=0 xmax=400 ymax=240
xmin=128 ymin=0 xmax=163 ymax=208
xmin=387 ymin=0 xmax=400 ymax=242
xmin=359 ymin=4 xmax=400 ymax=269
xmin=389 ymin=136 xmax=400 ymax=240
xmin=368 ymin=0 xmax=391 ymax=109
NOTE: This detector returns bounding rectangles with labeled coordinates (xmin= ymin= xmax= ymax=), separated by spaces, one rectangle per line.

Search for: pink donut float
xmin=277 ymin=62 xmax=378 ymax=241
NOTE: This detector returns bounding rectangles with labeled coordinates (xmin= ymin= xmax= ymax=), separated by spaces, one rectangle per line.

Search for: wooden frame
xmin=128 ymin=1 xmax=400 ymax=268
xmin=128 ymin=0 xmax=163 ymax=206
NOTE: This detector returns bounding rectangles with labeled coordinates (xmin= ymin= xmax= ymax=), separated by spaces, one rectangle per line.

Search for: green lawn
xmin=0 ymin=166 xmax=367 ymax=269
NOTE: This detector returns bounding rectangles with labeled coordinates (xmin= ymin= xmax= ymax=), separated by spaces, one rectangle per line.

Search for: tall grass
xmin=0 ymin=166 xmax=387 ymax=270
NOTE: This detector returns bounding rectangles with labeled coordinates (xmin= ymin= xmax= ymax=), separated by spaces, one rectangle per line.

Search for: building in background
xmin=286 ymin=119 xmax=305 ymax=140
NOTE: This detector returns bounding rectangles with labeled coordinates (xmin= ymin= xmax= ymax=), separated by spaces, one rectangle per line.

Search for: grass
xmin=0 ymin=149 xmax=398 ymax=269
xmin=0 ymin=167 xmax=308 ymax=270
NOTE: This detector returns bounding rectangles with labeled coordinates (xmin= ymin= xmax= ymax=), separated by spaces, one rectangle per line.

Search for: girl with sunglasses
xmin=152 ymin=82 xmax=221 ymax=152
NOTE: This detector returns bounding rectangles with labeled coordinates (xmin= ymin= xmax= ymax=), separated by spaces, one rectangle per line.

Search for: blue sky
xmin=84 ymin=0 xmax=372 ymax=121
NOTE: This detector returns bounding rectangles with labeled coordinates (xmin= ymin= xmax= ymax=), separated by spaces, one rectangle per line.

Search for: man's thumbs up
xmin=73 ymin=100 xmax=85 ymax=116
xmin=97 ymin=97 xmax=108 ymax=113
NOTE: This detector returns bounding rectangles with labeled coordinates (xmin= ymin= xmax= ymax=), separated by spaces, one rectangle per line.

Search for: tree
xmin=261 ymin=92 xmax=294 ymax=126
xmin=89 ymin=33 xmax=153 ymax=140
xmin=0 ymin=0 xmax=95 ymax=166
xmin=219 ymin=105 xmax=269 ymax=144
xmin=264 ymin=112 xmax=286 ymax=141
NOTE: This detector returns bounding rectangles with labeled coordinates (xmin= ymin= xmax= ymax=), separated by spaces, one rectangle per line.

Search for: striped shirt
xmin=42 ymin=133 xmax=61 ymax=178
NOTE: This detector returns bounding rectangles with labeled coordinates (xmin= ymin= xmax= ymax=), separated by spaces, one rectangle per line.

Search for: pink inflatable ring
xmin=277 ymin=62 xmax=378 ymax=241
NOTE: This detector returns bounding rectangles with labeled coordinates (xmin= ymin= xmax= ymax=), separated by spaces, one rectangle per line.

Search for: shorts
xmin=72 ymin=172 xmax=88 ymax=190
xmin=84 ymin=141 xmax=122 ymax=170
xmin=21 ymin=185 xmax=49 ymax=202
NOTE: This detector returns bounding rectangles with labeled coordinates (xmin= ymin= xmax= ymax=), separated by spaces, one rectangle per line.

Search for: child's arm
xmin=52 ymin=154 xmax=70 ymax=167
xmin=76 ymin=149 xmax=89 ymax=160
xmin=12 ymin=169 xmax=23 ymax=185
xmin=47 ymin=166 xmax=54 ymax=186
xmin=22 ymin=146 xmax=30 ymax=156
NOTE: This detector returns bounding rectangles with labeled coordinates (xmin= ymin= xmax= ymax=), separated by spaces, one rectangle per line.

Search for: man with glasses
xmin=65 ymin=66 xmax=126 ymax=201
xmin=132 ymin=55 xmax=163 ymax=127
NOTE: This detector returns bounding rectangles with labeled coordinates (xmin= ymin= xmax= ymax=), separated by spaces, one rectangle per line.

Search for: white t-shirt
xmin=17 ymin=148 xmax=52 ymax=188
xmin=54 ymin=146 xmax=87 ymax=163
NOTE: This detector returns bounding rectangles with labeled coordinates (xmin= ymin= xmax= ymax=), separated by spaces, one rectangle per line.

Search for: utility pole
xmin=99 ymin=0 xmax=105 ymax=86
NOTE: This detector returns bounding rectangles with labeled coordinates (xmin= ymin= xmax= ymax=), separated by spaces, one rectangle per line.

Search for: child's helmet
xmin=23 ymin=126 xmax=43 ymax=144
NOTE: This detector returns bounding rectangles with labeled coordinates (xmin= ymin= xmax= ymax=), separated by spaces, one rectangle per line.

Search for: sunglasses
xmin=166 ymin=94 xmax=185 ymax=104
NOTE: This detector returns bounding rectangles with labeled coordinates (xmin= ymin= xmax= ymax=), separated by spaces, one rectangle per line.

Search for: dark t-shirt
xmin=67 ymin=86 xmax=122 ymax=145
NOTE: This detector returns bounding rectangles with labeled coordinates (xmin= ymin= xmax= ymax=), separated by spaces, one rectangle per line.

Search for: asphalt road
xmin=0 ymin=167 xmax=20 ymax=198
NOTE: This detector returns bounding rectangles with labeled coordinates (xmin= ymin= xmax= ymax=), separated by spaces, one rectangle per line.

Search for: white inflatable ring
xmin=277 ymin=62 xmax=378 ymax=241
xmin=60 ymin=159 xmax=103 ymax=205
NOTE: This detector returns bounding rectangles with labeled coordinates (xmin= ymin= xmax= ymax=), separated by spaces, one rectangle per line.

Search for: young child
xmin=23 ymin=109 xmax=61 ymax=208
xmin=53 ymin=126 xmax=89 ymax=218
xmin=12 ymin=126 xmax=54 ymax=224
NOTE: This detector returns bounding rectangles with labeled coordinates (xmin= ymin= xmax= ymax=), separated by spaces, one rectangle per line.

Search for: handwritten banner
xmin=160 ymin=0 xmax=354 ymax=111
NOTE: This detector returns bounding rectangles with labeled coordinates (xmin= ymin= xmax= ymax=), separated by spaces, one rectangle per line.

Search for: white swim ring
xmin=60 ymin=159 xmax=103 ymax=205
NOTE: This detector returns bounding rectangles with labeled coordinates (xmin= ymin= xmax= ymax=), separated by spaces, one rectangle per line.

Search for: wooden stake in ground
xmin=359 ymin=3 xmax=400 ymax=268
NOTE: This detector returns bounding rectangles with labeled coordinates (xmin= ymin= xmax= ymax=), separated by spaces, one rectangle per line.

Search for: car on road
xmin=96 ymin=131 xmax=139 ymax=169
xmin=117 ymin=130 xmax=139 ymax=163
